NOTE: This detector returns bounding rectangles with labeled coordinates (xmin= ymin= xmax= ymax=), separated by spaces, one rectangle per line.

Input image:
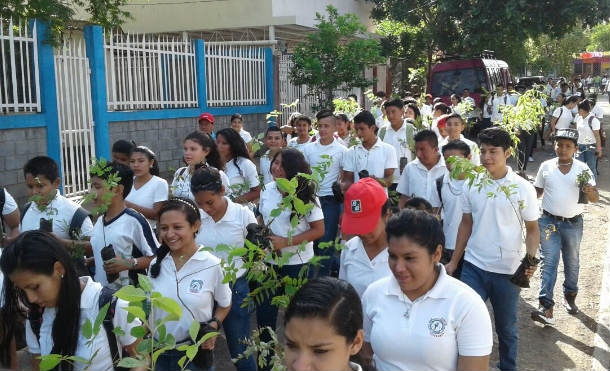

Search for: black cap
xmin=555 ymin=128 xmax=578 ymax=144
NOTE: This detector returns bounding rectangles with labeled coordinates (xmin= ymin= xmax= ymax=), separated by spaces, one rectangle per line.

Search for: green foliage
xmin=587 ymin=23 xmax=610 ymax=52
xmin=233 ymin=327 xmax=286 ymax=371
xmin=576 ymin=169 xmax=592 ymax=187
xmin=290 ymin=5 xmax=384 ymax=109
xmin=82 ymin=158 xmax=120 ymax=216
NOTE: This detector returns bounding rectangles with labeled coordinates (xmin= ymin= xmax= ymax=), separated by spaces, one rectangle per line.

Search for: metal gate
xmin=54 ymin=36 xmax=95 ymax=199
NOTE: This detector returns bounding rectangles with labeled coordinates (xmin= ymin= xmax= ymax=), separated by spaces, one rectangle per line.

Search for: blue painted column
xmin=33 ymin=20 xmax=62 ymax=184
xmin=265 ymin=47 xmax=274 ymax=111
xmin=84 ymin=25 xmax=110 ymax=160
xmin=194 ymin=39 xmax=207 ymax=111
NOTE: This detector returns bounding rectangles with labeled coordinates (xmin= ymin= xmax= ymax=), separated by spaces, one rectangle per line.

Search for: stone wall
xmin=108 ymin=112 xmax=268 ymax=178
xmin=0 ymin=127 xmax=47 ymax=204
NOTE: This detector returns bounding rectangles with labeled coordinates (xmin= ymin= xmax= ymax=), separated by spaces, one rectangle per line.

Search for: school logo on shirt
xmin=351 ymin=200 xmax=362 ymax=213
xmin=428 ymin=317 xmax=447 ymax=337
xmin=189 ymin=280 xmax=204 ymax=294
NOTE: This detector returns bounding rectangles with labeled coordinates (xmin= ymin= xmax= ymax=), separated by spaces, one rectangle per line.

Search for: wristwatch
xmin=208 ymin=317 xmax=221 ymax=329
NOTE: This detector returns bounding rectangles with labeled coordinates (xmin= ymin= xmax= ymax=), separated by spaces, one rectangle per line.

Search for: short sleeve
xmin=242 ymin=159 xmax=260 ymax=188
xmin=396 ymin=166 xmax=410 ymax=196
xmin=242 ymin=131 xmax=252 ymax=143
xmin=461 ymin=182 xmax=472 ymax=214
xmin=241 ymin=207 xmax=257 ymax=238
xmin=113 ymin=298 xmax=141 ymax=347
xmin=153 ymin=178 xmax=169 ymax=203
xmin=338 ymin=248 xmax=347 ymax=281
xmin=456 ymin=293 xmax=493 ymax=356
xmin=582 ymin=163 xmax=596 ymax=187
xmin=361 ymin=288 xmax=373 ymax=342
xmin=220 ymin=171 xmax=232 ymax=195
xmin=519 ymin=181 xmax=539 ymax=222
xmin=132 ymin=215 xmax=159 ymax=255
xmin=342 ymin=149 xmax=355 ymax=173
xmin=305 ymin=199 xmax=324 ymax=223
xmin=552 ymin=107 xmax=561 ymax=118
xmin=25 ymin=319 xmax=40 ymax=355
xmin=79 ymin=216 xmax=95 ymax=238
xmin=3 ymin=189 xmax=17 ymax=216
xmin=592 ymin=118 xmax=601 ymax=131
xmin=213 ymin=266 xmax=232 ymax=308
xmin=533 ymin=163 xmax=546 ymax=189
xmin=384 ymin=144 xmax=398 ymax=170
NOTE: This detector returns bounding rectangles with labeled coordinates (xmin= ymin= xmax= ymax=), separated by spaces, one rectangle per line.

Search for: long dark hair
xmin=216 ymin=128 xmax=250 ymax=176
xmin=271 ymin=148 xmax=317 ymax=217
xmin=184 ymin=131 xmax=224 ymax=171
xmin=190 ymin=166 xmax=224 ymax=196
xmin=150 ymin=197 xmax=201 ymax=278
xmin=132 ymin=146 xmax=160 ymax=176
xmin=0 ymin=231 xmax=81 ymax=371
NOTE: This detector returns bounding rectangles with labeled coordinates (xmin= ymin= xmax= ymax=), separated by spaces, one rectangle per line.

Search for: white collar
xmin=413 ymin=156 xmax=445 ymax=171
xmin=357 ymin=137 xmax=383 ymax=151
xmin=201 ymin=197 xmax=241 ymax=225
xmin=350 ymin=362 xmax=363 ymax=371
xmin=80 ymin=276 xmax=102 ymax=309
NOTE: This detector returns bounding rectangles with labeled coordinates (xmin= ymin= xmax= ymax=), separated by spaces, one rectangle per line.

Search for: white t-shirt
xmin=195 ymin=198 xmax=256 ymax=278
xmin=21 ymin=190 xmax=94 ymax=240
xmin=90 ymin=208 xmax=159 ymax=288
xmin=576 ymin=113 xmax=600 ymax=145
xmin=239 ymin=129 xmax=252 ymax=144
xmin=343 ymin=138 xmax=398 ymax=184
xmin=439 ymin=135 xmax=480 ymax=166
xmin=486 ymin=93 xmax=511 ymax=122
xmin=303 ymin=139 xmax=347 ymax=197
xmin=125 ymin=175 xmax=169 ymax=227
xmin=380 ymin=122 xmax=415 ymax=181
xmin=259 ymin=151 xmax=274 ymax=186
xmin=2 ymin=188 xmax=17 ymax=216
xmin=552 ymin=106 xmax=574 ymax=130
xmin=397 ymin=157 xmax=447 ymax=207
xmin=591 ymin=104 xmax=604 ymax=120
xmin=439 ymin=174 xmax=466 ymax=251
xmin=171 ymin=167 xmax=231 ymax=201
xmin=149 ymin=249 xmax=231 ymax=343
xmin=224 ymin=157 xmax=260 ymax=196
xmin=339 ymin=237 xmax=391 ymax=298
xmin=535 ymin=158 xmax=595 ymax=218
xmin=461 ymin=167 xmax=539 ymax=274
xmin=362 ymin=266 xmax=492 ymax=371
xmin=258 ymin=182 xmax=324 ymax=265
xmin=26 ymin=277 xmax=139 ymax=371
xmin=287 ymin=136 xmax=314 ymax=152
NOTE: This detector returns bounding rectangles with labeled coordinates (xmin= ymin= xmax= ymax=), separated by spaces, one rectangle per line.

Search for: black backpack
xmin=435 ymin=175 xmax=444 ymax=209
xmin=0 ymin=188 xmax=5 ymax=229
xmin=29 ymin=286 xmax=127 ymax=371
xmin=21 ymin=202 xmax=90 ymax=240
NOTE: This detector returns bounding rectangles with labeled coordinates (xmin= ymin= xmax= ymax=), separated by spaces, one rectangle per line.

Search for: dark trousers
xmin=517 ymin=130 xmax=536 ymax=172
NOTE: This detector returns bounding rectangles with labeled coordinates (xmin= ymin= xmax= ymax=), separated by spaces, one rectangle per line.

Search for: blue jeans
xmin=538 ymin=214 xmax=583 ymax=308
xmin=461 ymin=261 xmax=519 ymax=371
xmin=223 ymin=276 xmax=256 ymax=371
xmin=256 ymin=263 xmax=312 ymax=371
xmin=155 ymin=348 xmax=208 ymax=371
xmin=314 ymin=196 xmax=341 ymax=277
xmin=578 ymin=144 xmax=598 ymax=180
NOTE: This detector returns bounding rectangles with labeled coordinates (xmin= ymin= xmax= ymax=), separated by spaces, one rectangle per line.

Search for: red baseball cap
xmin=341 ymin=178 xmax=388 ymax=235
xmin=436 ymin=114 xmax=450 ymax=128
xmin=198 ymin=112 xmax=215 ymax=123
xmin=425 ymin=93 xmax=433 ymax=99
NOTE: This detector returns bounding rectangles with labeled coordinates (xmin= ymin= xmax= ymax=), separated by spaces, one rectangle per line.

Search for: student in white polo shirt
xmin=485 ymin=85 xmax=511 ymax=123
xmin=149 ymin=197 xmax=232 ymax=371
xmin=361 ymin=209 xmax=492 ymax=371
xmin=259 ymin=126 xmax=284 ymax=186
xmin=397 ymin=130 xmax=447 ymax=210
xmin=287 ymin=115 xmax=314 ymax=151
xmin=126 ymin=146 xmax=169 ymax=228
xmin=339 ymin=178 xmax=392 ymax=297
xmin=445 ymin=127 xmax=540 ymax=371
xmin=342 ymin=110 xmax=398 ymax=192
xmin=575 ymin=99 xmax=602 ymax=180
xmin=379 ymin=99 xmax=416 ymax=191
xmin=1 ymin=188 xmax=20 ymax=246
xmin=230 ymin=113 xmax=254 ymax=155
xmin=1 ymin=231 xmax=141 ymax=371
xmin=190 ymin=167 xmax=256 ymax=371
xmin=303 ymin=110 xmax=348 ymax=277
xmin=549 ymin=95 xmax=578 ymax=133
xmin=531 ymin=129 xmax=599 ymax=325
xmin=440 ymin=113 xmax=480 ymax=165
xmin=216 ymin=128 xmax=261 ymax=204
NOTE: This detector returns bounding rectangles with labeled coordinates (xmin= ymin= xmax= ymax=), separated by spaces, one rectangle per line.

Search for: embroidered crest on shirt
xmin=428 ymin=318 xmax=447 ymax=337
xmin=189 ymin=279 xmax=204 ymax=294
xmin=351 ymin=200 xmax=362 ymax=213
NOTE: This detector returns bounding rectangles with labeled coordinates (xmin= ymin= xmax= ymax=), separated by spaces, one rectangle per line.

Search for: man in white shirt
xmin=379 ymin=99 xmax=416 ymax=191
xmin=445 ymin=127 xmax=540 ymax=371
xmin=341 ymin=110 xmax=398 ymax=192
xmin=420 ymin=94 xmax=434 ymax=118
xmin=397 ymin=130 xmax=447 ymax=210
xmin=303 ymin=109 xmax=348 ymax=277
xmin=575 ymin=100 xmax=602 ymax=180
xmin=486 ymin=85 xmax=512 ymax=123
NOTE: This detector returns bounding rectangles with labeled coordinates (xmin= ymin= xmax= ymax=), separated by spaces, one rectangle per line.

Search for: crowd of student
xmin=0 ymin=81 xmax=603 ymax=371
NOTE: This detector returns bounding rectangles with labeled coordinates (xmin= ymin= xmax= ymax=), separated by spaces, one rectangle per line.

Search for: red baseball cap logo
xmin=342 ymin=178 xmax=388 ymax=235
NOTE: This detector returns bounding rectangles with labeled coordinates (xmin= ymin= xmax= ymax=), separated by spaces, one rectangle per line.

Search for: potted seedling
xmin=29 ymin=177 xmax=59 ymax=233
xmin=576 ymin=170 xmax=592 ymax=204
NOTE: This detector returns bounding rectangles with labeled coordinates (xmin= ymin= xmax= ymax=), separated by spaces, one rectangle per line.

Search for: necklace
xmin=400 ymin=293 xmax=413 ymax=319
xmin=558 ymin=161 xmax=573 ymax=166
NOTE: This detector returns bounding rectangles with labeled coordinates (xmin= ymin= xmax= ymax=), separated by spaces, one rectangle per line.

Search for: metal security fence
xmin=205 ymin=43 xmax=267 ymax=107
xmin=0 ymin=18 xmax=40 ymax=114
xmin=104 ymin=30 xmax=198 ymax=111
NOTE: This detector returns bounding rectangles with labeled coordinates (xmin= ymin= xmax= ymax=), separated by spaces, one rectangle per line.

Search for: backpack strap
xmin=588 ymin=115 xmax=595 ymax=130
xmin=0 ymin=188 xmax=5 ymax=225
xmin=69 ymin=207 xmax=91 ymax=240
xmin=379 ymin=126 xmax=387 ymax=140
xmin=435 ymin=175 xmax=444 ymax=208
xmin=20 ymin=202 xmax=32 ymax=223
xmin=99 ymin=286 xmax=126 ymax=371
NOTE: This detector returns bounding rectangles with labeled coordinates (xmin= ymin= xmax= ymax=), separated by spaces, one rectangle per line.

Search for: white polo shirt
xmin=303 ymin=138 xmax=347 ymax=197
xmin=224 ymin=157 xmax=260 ymax=196
xmin=239 ymin=129 xmax=252 ymax=144
xmin=287 ymin=136 xmax=314 ymax=152
xmin=397 ymin=157 xmax=447 ymax=207
xmin=381 ymin=121 xmax=415 ymax=181
xmin=343 ymin=138 xmax=398 ymax=184
xmin=487 ymin=93 xmax=511 ymax=122
xmin=21 ymin=190 xmax=94 ymax=240
xmin=90 ymin=208 xmax=159 ymax=288
xmin=258 ymin=182 xmax=324 ymax=265
xmin=535 ymin=158 xmax=595 ymax=218
xmin=26 ymin=277 xmax=139 ymax=371
xmin=576 ymin=113 xmax=601 ymax=145
xmin=125 ymin=175 xmax=169 ymax=227
xmin=149 ymin=249 xmax=231 ymax=344
xmin=171 ymin=167 xmax=231 ymax=201
xmin=592 ymin=104 xmax=604 ymax=120
xmin=552 ymin=106 xmax=573 ymax=130
xmin=259 ymin=151 xmax=274 ymax=186
xmin=2 ymin=188 xmax=17 ymax=216
xmin=440 ymin=135 xmax=480 ymax=166
xmin=362 ymin=266 xmax=492 ymax=371
xmin=439 ymin=174 xmax=466 ymax=251
xmin=339 ymin=237 xmax=391 ymax=298
xmin=195 ymin=198 xmax=256 ymax=278
xmin=461 ymin=167 xmax=539 ymax=274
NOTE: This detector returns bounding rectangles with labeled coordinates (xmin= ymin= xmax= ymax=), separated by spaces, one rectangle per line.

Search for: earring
xmin=60 ymin=274 xmax=64 ymax=279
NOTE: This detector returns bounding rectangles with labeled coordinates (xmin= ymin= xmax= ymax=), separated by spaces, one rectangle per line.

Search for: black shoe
xmin=531 ymin=304 xmax=555 ymax=326
xmin=563 ymin=293 xmax=579 ymax=315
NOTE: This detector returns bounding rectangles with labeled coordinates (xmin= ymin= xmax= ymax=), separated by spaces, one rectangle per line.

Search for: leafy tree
xmin=290 ymin=5 xmax=384 ymax=109
xmin=587 ymin=23 xmax=610 ymax=51
xmin=1 ymin=0 xmax=130 ymax=43
xmin=522 ymin=27 xmax=589 ymax=77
